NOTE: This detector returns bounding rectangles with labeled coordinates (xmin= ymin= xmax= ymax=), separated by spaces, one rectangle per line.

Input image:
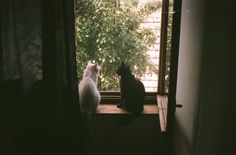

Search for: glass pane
xmin=75 ymin=0 xmax=162 ymax=92
xmin=164 ymin=0 xmax=173 ymax=93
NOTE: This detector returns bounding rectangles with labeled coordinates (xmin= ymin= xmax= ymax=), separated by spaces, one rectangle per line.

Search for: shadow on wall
xmin=85 ymin=114 xmax=168 ymax=155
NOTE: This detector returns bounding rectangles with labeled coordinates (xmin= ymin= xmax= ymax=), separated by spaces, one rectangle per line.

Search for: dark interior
xmin=1 ymin=0 xmax=235 ymax=155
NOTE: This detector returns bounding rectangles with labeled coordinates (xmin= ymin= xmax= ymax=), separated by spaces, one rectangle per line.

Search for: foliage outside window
xmin=75 ymin=0 xmax=162 ymax=91
xmin=164 ymin=0 xmax=173 ymax=93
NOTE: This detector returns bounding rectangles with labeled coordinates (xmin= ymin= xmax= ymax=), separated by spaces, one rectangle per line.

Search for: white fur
xmin=79 ymin=61 xmax=101 ymax=115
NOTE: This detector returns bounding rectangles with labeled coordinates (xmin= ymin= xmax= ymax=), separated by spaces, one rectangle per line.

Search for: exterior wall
xmin=140 ymin=11 xmax=161 ymax=92
xmin=139 ymin=0 xmax=162 ymax=92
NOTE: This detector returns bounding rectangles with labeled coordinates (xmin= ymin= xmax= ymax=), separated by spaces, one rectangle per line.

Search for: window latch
xmin=175 ymin=104 xmax=183 ymax=108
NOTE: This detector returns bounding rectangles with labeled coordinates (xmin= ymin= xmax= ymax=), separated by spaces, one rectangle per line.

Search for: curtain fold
xmin=0 ymin=0 xmax=42 ymax=90
xmin=0 ymin=0 xmax=21 ymax=81
xmin=1 ymin=0 xmax=85 ymax=154
xmin=42 ymin=0 xmax=81 ymax=125
xmin=42 ymin=0 xmax=86 ymax=153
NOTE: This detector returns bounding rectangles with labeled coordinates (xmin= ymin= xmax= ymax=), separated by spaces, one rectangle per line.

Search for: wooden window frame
xmin=74 ymin=0 xmax=173 ymax=105
xmin=99 ymin=0 xmax=171 ymax=104
xmin=100 ymin=91 xmax=159 ymax=104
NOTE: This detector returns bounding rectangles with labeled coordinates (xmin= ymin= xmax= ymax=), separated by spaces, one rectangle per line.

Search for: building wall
xmin=140 ymin=10 xmax=161 ymax=92
xmin=139 ymin=0 xmax=162 ymax=92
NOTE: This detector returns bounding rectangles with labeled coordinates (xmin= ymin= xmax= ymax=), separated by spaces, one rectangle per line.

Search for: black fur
xmin=116 ymin=62 xmax=145 ymax=115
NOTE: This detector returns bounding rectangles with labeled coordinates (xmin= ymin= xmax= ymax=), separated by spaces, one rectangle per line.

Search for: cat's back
xmin=79 ymin=76 xmax=96 ymax=90
xmin=79 ymin=77 xmax=100 ymax=113
xmin=135 ymin=79 xmax=145 ymax=93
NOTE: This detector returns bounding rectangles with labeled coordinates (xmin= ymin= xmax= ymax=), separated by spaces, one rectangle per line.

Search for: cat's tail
xmin=81 ymin=111 xmax=92 ymax=142
xmin=81 ymin=112 xmax=95 ymax=154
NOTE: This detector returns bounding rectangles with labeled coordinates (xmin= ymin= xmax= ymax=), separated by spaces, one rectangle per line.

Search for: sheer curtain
xmin=0 ymin=0 xmax=85 ymax=154
xmin=0 ymin=0 xmax=42 ymax=90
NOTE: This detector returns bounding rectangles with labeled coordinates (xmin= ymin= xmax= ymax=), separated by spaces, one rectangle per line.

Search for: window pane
xmin=138 ymin=0 xmax=162 ymax=92
xmin=164 ymin=0 xmax=173 ymax=93
xmin=75 ymin=0 xmax=162 ymax=92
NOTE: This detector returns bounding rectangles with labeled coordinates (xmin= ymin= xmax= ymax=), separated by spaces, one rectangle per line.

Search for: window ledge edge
xmin=95 ymin=104 xmax=159 ymax=115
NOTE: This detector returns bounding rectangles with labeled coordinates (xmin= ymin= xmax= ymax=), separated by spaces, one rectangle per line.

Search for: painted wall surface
xmin=194 ymin=0 xmax=236 ymax=155
xmin=173 ymin=0 xmax=236 ymax=155
xmin=88 ymin=115 xmax=167 ymax=155
xmin=173 ymin=0 xmax=206 ymax=154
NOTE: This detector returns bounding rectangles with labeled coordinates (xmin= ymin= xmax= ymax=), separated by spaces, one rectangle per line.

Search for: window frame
xmin=100 ymin=91 xmax=159 ymax=104
xmin=102 ymin=0 xmax=171 ymax=104
xmin=75 ymin=0 xmax=172 ymax=104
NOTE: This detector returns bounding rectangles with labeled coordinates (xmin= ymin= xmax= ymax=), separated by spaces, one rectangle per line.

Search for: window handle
xmin=176 ymin=104 xmax=183 ymax=108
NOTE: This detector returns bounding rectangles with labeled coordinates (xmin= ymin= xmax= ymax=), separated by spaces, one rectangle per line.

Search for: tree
xmin=75 ymin=0 xmax=161 ymax=91
xmin=164 ymin=0 xmax=174 ymax=93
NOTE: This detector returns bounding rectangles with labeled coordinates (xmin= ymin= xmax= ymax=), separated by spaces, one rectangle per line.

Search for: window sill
xmin=94 ymin=95 xmax=167 ymax=132
xmin=96 ymin=104 xmax=158 ymax=115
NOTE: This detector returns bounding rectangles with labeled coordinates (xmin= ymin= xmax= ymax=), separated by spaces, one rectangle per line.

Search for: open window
xmin=74 ymin=0 xmax=174 ymax=105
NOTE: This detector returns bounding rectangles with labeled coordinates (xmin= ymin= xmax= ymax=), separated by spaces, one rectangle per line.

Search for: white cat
xmin=79 ymin=61 xmax=101 ymax=115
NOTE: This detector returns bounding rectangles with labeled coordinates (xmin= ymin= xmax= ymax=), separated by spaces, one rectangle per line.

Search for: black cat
xmin=116 ymin=62 xmax=145 ymax=115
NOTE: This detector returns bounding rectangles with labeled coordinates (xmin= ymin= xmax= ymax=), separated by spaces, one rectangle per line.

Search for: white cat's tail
xmin=81 ymin=111 xmax=95 ymax=154
xmin=81 ymin=111 xmax=93 ymax=142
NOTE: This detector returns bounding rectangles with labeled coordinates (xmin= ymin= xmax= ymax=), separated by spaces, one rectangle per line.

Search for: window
xmin=75 ymin=0 xmax=173 ymax=103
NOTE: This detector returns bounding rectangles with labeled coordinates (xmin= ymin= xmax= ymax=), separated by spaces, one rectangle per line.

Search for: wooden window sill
xmin=96 ymin=104 xmax=158 ymax=115
xmin=95 ymin=95 xmax=167 ymax=132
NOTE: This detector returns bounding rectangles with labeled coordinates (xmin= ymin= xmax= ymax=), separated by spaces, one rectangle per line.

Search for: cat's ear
xmin=94 ymin=63 xmax=101 ymax=71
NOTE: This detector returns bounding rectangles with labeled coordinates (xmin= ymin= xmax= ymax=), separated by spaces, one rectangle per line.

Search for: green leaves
xmin=75 ymin=0 xmax=161 ymax=91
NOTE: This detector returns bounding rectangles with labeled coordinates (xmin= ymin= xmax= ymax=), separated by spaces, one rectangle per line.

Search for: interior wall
xmin=194 ymin=0 xmax=236 ymax=155
xmin=173 ymin=0 xmax=236 ymax=155
xmin=172 ymin=0 xmax=206 ymax=154
xmin=89 ymin=115 xmax=167 ymax=155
